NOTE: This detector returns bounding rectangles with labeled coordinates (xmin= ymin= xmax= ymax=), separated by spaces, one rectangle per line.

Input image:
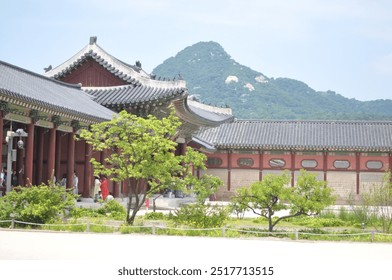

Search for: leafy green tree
xmin=0 ymin=184 xmax=76 ymax=226
xmin=79 ymin=110 xmax=221 ymax=225
xmin=348 ymin=171 xmax=392 ymax=233
xmin=230 ymin=170 xmax=335 ymax=231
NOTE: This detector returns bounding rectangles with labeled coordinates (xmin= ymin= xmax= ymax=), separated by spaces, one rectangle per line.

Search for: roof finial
xmin=89 ymin=36 xmax=97 ymax=45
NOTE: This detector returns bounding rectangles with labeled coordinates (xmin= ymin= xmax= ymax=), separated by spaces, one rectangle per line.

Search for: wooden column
xmin=25 ymin=122 xmax=35 ymax=186
xmin=356 ymin=152 xmax=360 ymax=194
xmin=66 ymin=131 xmax=75 ymax=190
xmin=291 ymin=151 xmax=295 ymax=187
xmin=0 ymin=112 xmax=3 ymax=170
xmin=227 ymin=150 xmax=232 ymax=191
xmin=83 ymin=142 xmax=92 ymax=198
xmin=55 ymin=131 xmax=62 ymax=183
xmin=47 ymin=127 xmax=56 ymax=182
xmin=35 ymin=127 xmax=44 ymax=185
xmin=259 ymin=150 xmax=263 ymax=181
xmin=389 ymin=152 xmax=392 ymax=173
xmin=181 ymin=142 xmax=187 ymax=156
xmin=113 ymin=182 xmax=120 ymax=198
xmin=323 ymin=151 xmax=328 ymax=182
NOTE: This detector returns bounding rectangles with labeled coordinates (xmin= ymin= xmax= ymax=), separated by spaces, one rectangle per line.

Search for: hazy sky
xmin=1 ymin=0 xmax=391 ymax=101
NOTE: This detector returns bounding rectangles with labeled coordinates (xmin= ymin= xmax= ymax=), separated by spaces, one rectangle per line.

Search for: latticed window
xmin=269 ymin=159 xmax=285 ymax=168
xmin=301 ymin=159 xmax=317 ymax=168
xmin=366 ymin=161 xmax=383 ymax=170
xmin=206 ymin=157 xmax=223 ymax=167
xmin=237 ymin=158 xmax=254 ymax=167
xmin=333 ymin=160 xmax=350 ymax=169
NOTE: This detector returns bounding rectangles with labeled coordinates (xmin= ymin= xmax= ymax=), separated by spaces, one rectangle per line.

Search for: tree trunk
xmin=268 ymin=212 xmax=274 ymax=232
xmin=126 ymin=178 xmax=147 ymax=225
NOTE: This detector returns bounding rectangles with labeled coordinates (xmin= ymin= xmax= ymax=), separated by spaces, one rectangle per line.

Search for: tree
xmin=79 ymin=110 xmax=219 ymax=225
xmin=348 ymin=171 xmax=392 ymax=233
xmin=230 ymin=170 xmax=335 ymax=231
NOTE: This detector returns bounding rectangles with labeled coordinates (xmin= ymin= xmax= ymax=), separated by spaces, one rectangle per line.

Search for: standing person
xmin=0 ymin=168 xmax=5 ymax=187
xmin=11 ymin=170 xmax=18 ymax=187
xmin=73 ymin=171 xmax=79 ymax=197
xmin=93 ymin=175 xmax=101 ymax=202
xmin=100 ymin=175 xmax=109 ymax=201
xmin=60 ymin=173 xmax=67 ymax=187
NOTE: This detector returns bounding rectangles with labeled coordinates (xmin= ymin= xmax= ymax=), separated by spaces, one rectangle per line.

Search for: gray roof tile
xmin=195 ymin=120 xmax=392 ymax=151
xmin=0 ymin=60 xmax=115 ymax=122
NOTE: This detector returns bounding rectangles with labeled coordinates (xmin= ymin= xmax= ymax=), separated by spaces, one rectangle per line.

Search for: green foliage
xmin=230 ymin=172 xmax=291 ymax=231
xmin=289 ymin=169 xmax=336 ymax=215
xmin=172 ymin=203 xmax=229 ymax=228
xmin=348 ymin=171 xmax=392 ymax=233
xmin=96 ymin=200 xmax=127 ymax=220
xmin=144 ymin=211 xmax=169 ymax=220
xmin=0 ymin=184 xmax=76 ymax=226
xmin=78 ymin=109 xmax=223 ymax=225
xmin=153 ymin=41 xmax=392 ymax=120
xmin=290 ymin=216 xmax=346 ymax=228
xmin=230 ymin=170 xmax=335 ymax=231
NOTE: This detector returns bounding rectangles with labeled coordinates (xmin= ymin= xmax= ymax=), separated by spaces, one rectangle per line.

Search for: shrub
xmin=172 ymin=203 xmax=229 ymax=228
xmin=96 ymin=200 xmax=126 ymax=220
xmin=290 ymin=216 xmax=345 ymax=228
xmin=0 ymin=184 xmax=76 ymax=226
xmin=144 ymin=211 xmax=168 ymax=220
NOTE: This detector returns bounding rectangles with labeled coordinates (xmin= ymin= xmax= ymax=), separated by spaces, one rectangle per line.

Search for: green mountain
xmin=152 ymin=41 xmax=392 ymax=120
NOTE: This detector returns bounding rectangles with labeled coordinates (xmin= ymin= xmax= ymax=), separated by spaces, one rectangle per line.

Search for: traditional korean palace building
xmin=195 ymin=120 xmax=392 ymax=202
xmin=1 ymin=37 xmax=392 ymax=202
xmin=0 ymin=37 xmax=233 ymax=197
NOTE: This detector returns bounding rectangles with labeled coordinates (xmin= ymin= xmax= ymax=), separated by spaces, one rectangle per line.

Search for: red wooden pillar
xmin=113 ymin=182 xmax=120 ymax=198
xmin=36 ymin=127 xmax=44 ymax=185
xmin=55 ymin=131 xmax=62 ymax=183
xmin=323 ymin=151 xmax=328 ymax=182
xmin=389 ymin=152 xmax=392 ymax=172
xmin=0 ymin=112 xmax=3 ymax=170
xmin=47 ymin=127 xmax=56 ymax=181
xmin=259 ymin=150 xmax=263 ymax=181
xmin=25 ymin=122 xmax=35 ymax=186
xmin=66 ymin=131 xmax=75 ymax=190
xmin=356 ymin=152 xmax=360 ymax=194
xmin=227 ymin=150 xmax=232 ymax=191
xmin=291 ymin=151 xmax=295 ymax=187
xmin=181 ymin=142 xmax=187 ymax=156
xmin=83 ymin=141 xmax=92 ymax=198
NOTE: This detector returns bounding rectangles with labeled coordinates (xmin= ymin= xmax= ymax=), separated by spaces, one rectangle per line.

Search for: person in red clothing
xmin=100 ymin=175 xmax=109 ymax=201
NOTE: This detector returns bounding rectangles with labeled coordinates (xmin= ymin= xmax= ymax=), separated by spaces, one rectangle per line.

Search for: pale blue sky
xmin=1 ymin=0 xmax=391 ymax=101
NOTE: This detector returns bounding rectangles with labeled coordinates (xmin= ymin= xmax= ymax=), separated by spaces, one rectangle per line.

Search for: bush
xmin=0 ymin=184 xmax=76 ymax=226
xmin=290 ymin=216 xmax=346 ymax=228
xmin=96 ymin=200 xmax=126 ymax=220
xmin=172 ymin=203 xmax=229 ymax=228
xmin=144 ymin=211 xmax=169 ymax=220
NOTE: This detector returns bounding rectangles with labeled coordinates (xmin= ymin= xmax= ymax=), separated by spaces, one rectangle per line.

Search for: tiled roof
xmin=44 ymin=37 xmax=186 ymax=89
xmin=0 ymin=60 xmax=115 ymax=122
xmin=83 ymin=83 xmax=186 ymax=108
xmin=195 ymin=120 xmax=392 ymax=152
xmin=187 ymin=99 xmax=234 ymax=124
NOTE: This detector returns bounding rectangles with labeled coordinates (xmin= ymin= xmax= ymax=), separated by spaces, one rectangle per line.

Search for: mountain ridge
xmin=152 ymin=41 xmax=392 ymax=120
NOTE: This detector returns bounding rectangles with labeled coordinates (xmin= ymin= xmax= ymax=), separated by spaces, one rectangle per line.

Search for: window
xmin=366 ymin=161 xmax=383 ymax=170
xmin=206 ymin=157 xmax=222 ymax=167
xmin=269 ymin=159 xmax=285 ymax=168
xmin=237 ymin=158 xmax=254 ymax=167
xmin=301 ymin=160 xmax=317 ymax=168
xmin=333 ymin=160 xmax=350 ymax=169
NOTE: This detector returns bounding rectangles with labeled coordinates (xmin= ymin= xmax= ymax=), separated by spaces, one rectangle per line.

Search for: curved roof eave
xmin=44 ymin=39 xmax=186 ymax=89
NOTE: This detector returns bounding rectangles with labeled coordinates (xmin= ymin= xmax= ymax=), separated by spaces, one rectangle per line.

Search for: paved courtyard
xmin=0 ymin=229 xmax=391 ymax=280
